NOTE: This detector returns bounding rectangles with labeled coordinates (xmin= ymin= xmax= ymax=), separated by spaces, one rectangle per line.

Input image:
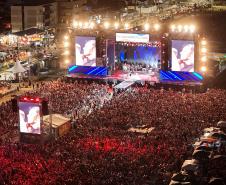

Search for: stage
xmin=67 ymin=67 xmax=203 ymax=87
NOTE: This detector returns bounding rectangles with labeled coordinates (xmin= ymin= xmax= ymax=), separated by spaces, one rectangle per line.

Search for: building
xmin=11 ymin=1 xmax=58 ymax=32
xmin=0 ymin=1 xmax=11 ymax=32
xmin=56 ymin=0 xmax=87 ymax=33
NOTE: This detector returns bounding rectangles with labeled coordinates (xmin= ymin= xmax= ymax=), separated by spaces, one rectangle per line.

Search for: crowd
xmin=0 ymin=79 xmax=226 ymax=184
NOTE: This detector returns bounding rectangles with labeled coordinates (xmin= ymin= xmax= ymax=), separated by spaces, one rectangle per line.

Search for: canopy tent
xmin=7 ymin=61 xmax=26 ymax=74
xmin=12 ymin=28 xmax=44 ymax=36
xmin=0 ymin=52 xmax=7 ymax=57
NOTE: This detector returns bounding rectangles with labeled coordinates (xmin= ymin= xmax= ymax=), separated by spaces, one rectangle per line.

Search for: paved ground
xmin=0 ymin=84 xmax=34 ymax=105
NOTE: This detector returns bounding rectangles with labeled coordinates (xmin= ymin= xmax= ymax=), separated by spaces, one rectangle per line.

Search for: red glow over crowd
xmin=0 ymin=79 xmax=226 ymax=184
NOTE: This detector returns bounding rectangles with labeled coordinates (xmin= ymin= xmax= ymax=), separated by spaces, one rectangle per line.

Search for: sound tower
xmin=42 ymin=100 xmax=49 ymax=115
xmin=11 ymin=98 xmax=18 ymax=112
xmin=161 ymin=34 xmax=169 ymax=70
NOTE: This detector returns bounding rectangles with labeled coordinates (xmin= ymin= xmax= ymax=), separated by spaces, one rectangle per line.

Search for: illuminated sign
xmin=116 ymin=33 xmax=150 ymax=43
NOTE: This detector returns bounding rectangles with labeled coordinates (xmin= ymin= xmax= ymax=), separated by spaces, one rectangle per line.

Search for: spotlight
xmin=90 ymin=22 xmax=95 ymax=29
xmin=201 ymin=47 xmax=207 ymax=53
xmin=65 ymin=59 xmax=70 ymax=64
xmin=178 ymin=25 xmax=182 ymax=32
xmin=189 ymin=25 xmax=195 ymax=33
xmin=72 ymin=20 xmax=78 ymax=28
xmin=144 ymin=23 xmax=150 ymax=31
xmin=124 ymin=23 xmax=129 ymax=30
xmin=201 ymin=66 xmax=207 ymax=72
xmin=201 ymin=56 xmax=207 ymax=62
xmin=64 ymin=41 xmax=69 ymax=48
xmin=84 ymin=22 xmax=89 ymax=29
xmin=171 ymin=24 xmax=176 ymax=32
xmin=114 ymin=22 xmax=119 ymax=29
xmin=78 ymin=22 xmax=83 ymax=28
xmin=104 ymin=22 xmax=110 ymax=29
xmin=154 ymin=23 xmax=160 ymax=31
xmin=201 ymin=40 xmax=207 ymax=46
xmin=184 ymin=25 xmax=189 ymax=32
xmin=64 ymin=35 xmax=69 ymax=40
xmin=64 ymin=50 xmax=70 ymax=55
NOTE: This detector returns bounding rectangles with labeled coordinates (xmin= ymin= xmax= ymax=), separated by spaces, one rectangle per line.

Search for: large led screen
xmin=19 ymin=102 xmax=41 ymax=134
xmin=171 ymin=40 xmax=195 ymax=72
xmin=75 ymin=36 xmax=96 ymax=66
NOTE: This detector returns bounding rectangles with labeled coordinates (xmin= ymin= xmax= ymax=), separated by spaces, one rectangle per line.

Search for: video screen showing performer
xmin=75 ymin=36 xmax=96 ymax=66
xmin=117 ymin=45 xmax=161 ymax=69
xmin=19 ymin=102 xmax=41 ymax=134
xmin=171 ymin=40 xmax=195 ymax=72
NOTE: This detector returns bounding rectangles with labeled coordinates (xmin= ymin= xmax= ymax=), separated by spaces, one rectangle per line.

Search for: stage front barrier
xmin=68 ymin=65 xmax=108 ymax=77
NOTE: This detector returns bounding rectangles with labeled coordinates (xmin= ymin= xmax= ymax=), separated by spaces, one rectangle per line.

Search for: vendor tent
xmin=0 ymin=52 xmax=7 ymax=57
xmin=7 ymin=61 xmax=26 ymax=73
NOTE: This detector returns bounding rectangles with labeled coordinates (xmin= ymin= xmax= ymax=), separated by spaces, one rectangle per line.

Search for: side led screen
xmin=19 ymin=102 xmax=41 ymax=134
xmin=75 ymin=36 xmax=96 ymax=66
xmin=171 ymin=40 xmax=195 ymax=72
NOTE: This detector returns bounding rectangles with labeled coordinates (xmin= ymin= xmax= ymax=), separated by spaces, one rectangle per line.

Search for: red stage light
xmin=35 ymin=98 xmax=40 ymax=102
xmin=23 ymin=97 xmax=28 ymax=101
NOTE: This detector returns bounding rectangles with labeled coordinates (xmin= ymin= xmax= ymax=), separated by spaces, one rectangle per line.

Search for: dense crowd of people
xmin=0 ymin=79 xmax=226 ymax=184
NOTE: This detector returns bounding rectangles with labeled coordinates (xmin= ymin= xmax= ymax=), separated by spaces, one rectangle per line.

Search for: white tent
xmin=7 ymin=61 xmax=26 ymax=74
xmin=0 ymin=52 xmax=7 ymax=57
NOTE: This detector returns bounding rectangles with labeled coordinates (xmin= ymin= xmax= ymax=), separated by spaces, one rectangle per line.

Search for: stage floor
xmin=106 ymin=70 xmax=159 ymax=82
xmin=67 ymin=70 xmax=203 ymax=86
